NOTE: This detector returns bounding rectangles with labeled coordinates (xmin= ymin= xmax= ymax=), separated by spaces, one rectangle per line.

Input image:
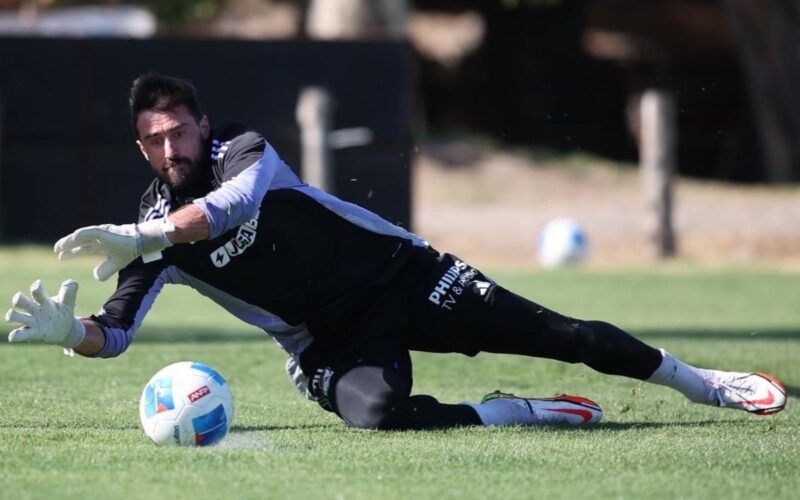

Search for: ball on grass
xmin=139 ymin=361 xmax=234 ymax=447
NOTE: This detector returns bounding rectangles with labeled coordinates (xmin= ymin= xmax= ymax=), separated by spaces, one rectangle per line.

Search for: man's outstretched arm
xmin=54 ymin=204 xmax=210 ymax=282
xmin=166 ymin=204 xmax=209 ymax=243
xmin=7 ymin=257 xmax=170 ymax=358
xmin=5 ymin=280 xmax=104 ymax=356
xmin=74 ymin=319 xmax=105 ymax=356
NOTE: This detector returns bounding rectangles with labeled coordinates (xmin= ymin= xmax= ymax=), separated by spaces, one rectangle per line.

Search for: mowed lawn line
xmin=1 ymin=246 xmax=798 ymax=498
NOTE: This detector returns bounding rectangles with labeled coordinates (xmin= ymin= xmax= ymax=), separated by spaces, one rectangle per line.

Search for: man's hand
xmin=54 ymin=220 xmax=174 ymax=281
xmin=5 ymin=279 xmax=86 ymax=348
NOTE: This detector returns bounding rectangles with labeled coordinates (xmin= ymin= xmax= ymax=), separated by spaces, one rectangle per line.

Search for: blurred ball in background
xmin=538 ymin=218 xmax=588 ymax=268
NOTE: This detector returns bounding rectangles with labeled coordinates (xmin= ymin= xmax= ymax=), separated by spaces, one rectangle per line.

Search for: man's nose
xmin=164 ymin=138 xmax=179 ymax=158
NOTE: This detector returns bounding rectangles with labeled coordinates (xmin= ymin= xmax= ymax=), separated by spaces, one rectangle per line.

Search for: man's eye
xmin=174 ymin=130 xmax=185 ymax=139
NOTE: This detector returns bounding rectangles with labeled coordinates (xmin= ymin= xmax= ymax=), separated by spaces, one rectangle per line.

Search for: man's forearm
xmin=64 ymin=207 xmax=208 ymax=357
xmin=74 ymin=319 xmax=106 ymax=356
xmin=166 ymin=204 xmax=210 ymax=244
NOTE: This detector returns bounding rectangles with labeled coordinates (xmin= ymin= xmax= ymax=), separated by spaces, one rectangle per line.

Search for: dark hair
xmin=129 ymin=72 xmax=204 ymax=138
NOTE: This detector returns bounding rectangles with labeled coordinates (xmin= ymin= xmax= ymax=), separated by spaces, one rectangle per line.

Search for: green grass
xmin=1 ymin=247 xmax=798 ymax=499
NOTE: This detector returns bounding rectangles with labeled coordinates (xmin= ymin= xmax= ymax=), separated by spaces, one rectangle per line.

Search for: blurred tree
xmin=305 ymin=0 xmax=407 ymax=39
xmin=722 ymin=0 xmax=800 ymax=182
xmin=45 ymin=0 xmax=224 ymax=27
xmin=499 ymin=0 xmax=562 ymax=7
xmin=136 ymin=0 xmax=223 ymax=25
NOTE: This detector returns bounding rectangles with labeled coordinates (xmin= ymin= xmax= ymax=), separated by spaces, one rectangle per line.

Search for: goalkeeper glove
xmin=54 ymin=219 xmax=175 ymax=281
xmin=5 ymin=279 xmax=86 ymax=348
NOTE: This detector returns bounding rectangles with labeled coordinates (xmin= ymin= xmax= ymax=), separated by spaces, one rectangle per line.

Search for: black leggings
xmin=472 ymin=288 xmax=662 ymax=380
xmin=303 ymin=252 xmax=663 ymax=430
xmin=333 ymin=366 xmax=480 ymax=429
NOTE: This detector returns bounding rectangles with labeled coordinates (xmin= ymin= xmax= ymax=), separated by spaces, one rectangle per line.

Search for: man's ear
xmin=136 ymin=140 xmax=150 ymax=161
xmin=200 ymin=115 xmax=210 ymax=140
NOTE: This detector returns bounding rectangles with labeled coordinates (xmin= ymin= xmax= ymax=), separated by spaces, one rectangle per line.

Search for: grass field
xmin=1 ymin=247 xmax=798 ymax=499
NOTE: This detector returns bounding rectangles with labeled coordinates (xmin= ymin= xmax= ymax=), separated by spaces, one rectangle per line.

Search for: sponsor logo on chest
xmin=210 ymin=211 xmax=259 ymax=268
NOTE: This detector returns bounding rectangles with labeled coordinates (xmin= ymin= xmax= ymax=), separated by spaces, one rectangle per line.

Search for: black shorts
xmin=300 ymin=248 xmax=496 ymax=367
xmin=298 ymin=249 xmax=499 ymax=407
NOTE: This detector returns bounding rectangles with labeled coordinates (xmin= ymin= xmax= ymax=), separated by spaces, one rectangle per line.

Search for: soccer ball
xmin=139 ymin=361 xmax=234 ymax=447
xmin=538 ymin=218 xmax=588 ymax=267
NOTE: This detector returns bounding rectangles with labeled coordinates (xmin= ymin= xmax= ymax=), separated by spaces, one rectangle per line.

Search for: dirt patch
xmin=412 ymin=141 xmax=800 ymax=269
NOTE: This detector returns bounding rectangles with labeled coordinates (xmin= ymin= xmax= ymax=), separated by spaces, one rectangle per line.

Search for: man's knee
xmin=332 ymin=365 xmax=410 ymax=430
xmin=340 ymin=389 xmax=405 ymax=429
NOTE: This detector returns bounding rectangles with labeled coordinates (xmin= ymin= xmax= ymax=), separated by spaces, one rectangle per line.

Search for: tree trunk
xmin=722 ymin=0 xmax=800 ymax=182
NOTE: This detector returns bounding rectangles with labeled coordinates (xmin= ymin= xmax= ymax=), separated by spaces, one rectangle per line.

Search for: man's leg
xmin=317 ymin=362 xmax=602 ymax=429
xmin=477 ymin=287 xmax=786 ymax=414
xmin=400 ymin=253 xmax=663 ymax=378
xmin=301 ymin=337 xmax=481 ymax=430
xmin=481 ymin=290 xmax=664 ymax=379
xmin=331 ymin=364 xmax=481 ymax=430
xmin=300 ymin=334 xmax=601 ymax=429
xmin=400 ymin=252 xmax=786 ymax=415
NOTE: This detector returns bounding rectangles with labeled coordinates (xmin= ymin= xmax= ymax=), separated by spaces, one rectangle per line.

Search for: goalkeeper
xmin=5 ymin=73 xmax=787 ymax=429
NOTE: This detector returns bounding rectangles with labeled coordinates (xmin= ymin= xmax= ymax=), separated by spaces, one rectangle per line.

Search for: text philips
xmin=428 ymin=260 xmax=468 ymax=305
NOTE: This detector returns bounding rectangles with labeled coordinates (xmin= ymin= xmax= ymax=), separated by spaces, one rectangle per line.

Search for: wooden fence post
xmin=640 ymin=89 xmax=677 ymax=258
xmin=296 ymin=86 xmax=335 ymax=193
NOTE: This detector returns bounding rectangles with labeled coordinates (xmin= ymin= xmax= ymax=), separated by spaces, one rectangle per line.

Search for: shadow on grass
xmin=593 ymin=420 xmax=746 ymax=431
xmin=0 ymin=325 xmax=266 ymax=344
xmin=0 ymin=422 xmax=140 ymax=431
xmin=11 ymin=324 xmax=794 ymax=344
xmin=132 ymin=327 xmax=266 ymax=343
xmin=635 ymin=328 xmax=799 ymax=341
xmin=63 ymin=326 xmax=798 ymax=344
xmin=231 ymin=420 xmax=756 ymax=435
xmin=783 ymin=384 xmax=800 ymax=399
xmin=12 ymin=419 xmax=771 ymax=435
xmin=232 ymin=423 xmax=335 ymax=432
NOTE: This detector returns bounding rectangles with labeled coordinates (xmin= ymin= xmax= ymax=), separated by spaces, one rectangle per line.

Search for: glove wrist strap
xmin=137 ymin=219 xmax=175 ymax=263
xmin=60 ymin=318 xmax=86 ymax=349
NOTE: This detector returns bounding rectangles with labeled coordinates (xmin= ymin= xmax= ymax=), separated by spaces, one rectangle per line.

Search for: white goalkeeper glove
xmin=54 ymin=219 xmax=175 ymax=281
xmin=5 ymin=279 xmax=86 ymax=348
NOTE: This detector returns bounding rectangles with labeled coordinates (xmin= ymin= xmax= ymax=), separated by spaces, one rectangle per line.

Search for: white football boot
xmin=648 ymin=350 xmax=788 ymax=416
xmin=477 ymin=391 xmax=603 ymax=425
xmin=704 ymin=371 xmax=787 ymax=415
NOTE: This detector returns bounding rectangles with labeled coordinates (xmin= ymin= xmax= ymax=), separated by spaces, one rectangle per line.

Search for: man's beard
xmin=160 ymin=155 xmax=207 ymax=197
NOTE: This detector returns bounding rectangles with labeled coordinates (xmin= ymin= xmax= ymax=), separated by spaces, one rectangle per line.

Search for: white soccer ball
xmin=139 ymin=361 xmax=234 ymax=447
xmin=538 ymin=218 xmax=588 ymax=267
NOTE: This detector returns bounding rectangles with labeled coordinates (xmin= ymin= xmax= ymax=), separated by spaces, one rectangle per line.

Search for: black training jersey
xmin=90 ymin=125 xmax=428 ymax=358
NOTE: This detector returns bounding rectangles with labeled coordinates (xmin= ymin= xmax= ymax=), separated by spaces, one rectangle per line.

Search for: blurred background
xmin=0 ymin=0 xmax=798 ymax=268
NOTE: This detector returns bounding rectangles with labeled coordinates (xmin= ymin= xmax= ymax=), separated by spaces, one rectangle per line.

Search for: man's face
xmin=135 ymin=105 xmax=210 ymax=194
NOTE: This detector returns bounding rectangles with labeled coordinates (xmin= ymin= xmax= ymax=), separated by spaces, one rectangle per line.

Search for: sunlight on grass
xmin=1 ymin=246 xmax=798 ymax=499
